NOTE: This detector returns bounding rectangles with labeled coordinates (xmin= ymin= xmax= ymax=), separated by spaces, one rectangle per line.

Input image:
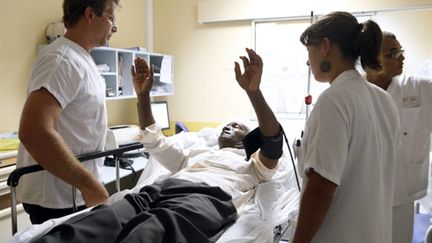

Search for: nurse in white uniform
xmin=366 ymin=31 xmax=432 ymax=243
xmin=292 ymin=12 xmax=401 ymax=243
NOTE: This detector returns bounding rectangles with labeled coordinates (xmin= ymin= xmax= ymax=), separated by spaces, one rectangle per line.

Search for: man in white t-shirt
xmin=16 ymin=0 xmax=119 ymax=224
xmin=366 ymin=31 xmax=432 ymax=243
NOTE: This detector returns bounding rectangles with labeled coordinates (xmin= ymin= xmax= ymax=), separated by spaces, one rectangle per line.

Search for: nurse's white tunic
xmin=299 ymin=70 xmax=401 ymax=243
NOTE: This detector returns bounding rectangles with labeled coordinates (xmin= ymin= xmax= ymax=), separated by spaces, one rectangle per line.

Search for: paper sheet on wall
xmin=160 ymin=55 xmax=172 ymax=84
xmin=417 ymin=59 xmax=432 ymax=78
xmin=255 ymin=16 xmax=370 ymax=118
xmin=256 ymin=21 xmax=313 ymax=118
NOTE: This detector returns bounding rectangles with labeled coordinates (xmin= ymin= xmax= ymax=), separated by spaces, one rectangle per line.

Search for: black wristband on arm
xmin=242 ymin=125 xmax=284 ymax=161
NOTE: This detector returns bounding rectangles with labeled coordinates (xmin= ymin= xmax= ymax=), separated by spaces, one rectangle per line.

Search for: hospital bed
xmin=414 ymin=200 xmax=432 ymax=243
xmin=6 ymin=126 xmax=300 ymax=243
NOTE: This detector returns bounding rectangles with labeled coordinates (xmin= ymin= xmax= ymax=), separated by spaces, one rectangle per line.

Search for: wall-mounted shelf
xmin=90 ymin=47 xmax=174 ymax=100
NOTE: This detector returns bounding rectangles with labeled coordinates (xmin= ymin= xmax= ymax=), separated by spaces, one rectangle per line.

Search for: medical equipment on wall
xmin=46 ymin=22 xmax=66 ymax=43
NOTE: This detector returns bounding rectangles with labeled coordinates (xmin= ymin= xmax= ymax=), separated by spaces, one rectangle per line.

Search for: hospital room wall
xmin=1 ymin=0 xmax=431 ymax=134
xmin=153 ymin=0 xmax=432 ymax=132
xmin=372 ymin=11 xmax=432 ymax=75
xmin=0 ymin=0 xmax=148 ymax=134
xmin=153 ymin=0 xmax=252 ymax=131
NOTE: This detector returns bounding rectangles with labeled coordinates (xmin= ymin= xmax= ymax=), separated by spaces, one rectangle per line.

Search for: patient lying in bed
xmin=31 ymin=49 xmax=284 ymax=243
xmin=9 ymin=126 xmax=300 ymax=243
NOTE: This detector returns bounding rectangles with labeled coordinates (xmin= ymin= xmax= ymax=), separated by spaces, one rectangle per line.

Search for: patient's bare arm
xmin=292 ymin=169 xmax=337 ymax=243
xmin=234 ymin=48 xmax=281 ymax=169
xmin=131 ymin=57 xmax=155 ymax=129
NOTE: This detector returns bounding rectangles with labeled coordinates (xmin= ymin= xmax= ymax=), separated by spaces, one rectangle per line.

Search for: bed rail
xmin=7 ymin=142 xmax=144 ymax=235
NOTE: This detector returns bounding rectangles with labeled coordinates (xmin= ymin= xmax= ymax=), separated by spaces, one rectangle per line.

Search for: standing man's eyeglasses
xmin=102 ymin=12 xmax=116 ymax=26
xmin=384 ymin=49 xmax=405 ymax=59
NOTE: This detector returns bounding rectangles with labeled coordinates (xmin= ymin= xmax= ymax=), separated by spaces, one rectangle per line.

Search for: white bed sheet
xmin=7 ymin=127 xmax=300 ymax=243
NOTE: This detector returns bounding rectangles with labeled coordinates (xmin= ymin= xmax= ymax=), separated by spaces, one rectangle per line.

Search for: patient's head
xmin=218 ymin=122 xmax=250 ymax=149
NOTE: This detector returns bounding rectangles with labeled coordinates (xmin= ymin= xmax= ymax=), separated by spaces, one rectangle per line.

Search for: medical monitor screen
xmin=151 ymin=101 xmax=170 ymax=130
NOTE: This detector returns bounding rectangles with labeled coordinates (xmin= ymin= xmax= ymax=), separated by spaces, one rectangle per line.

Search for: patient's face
xmin=218 ymin=122 xmax=250 ymax=149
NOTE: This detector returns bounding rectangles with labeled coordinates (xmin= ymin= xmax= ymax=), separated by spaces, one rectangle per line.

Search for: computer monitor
xmin=151 ymin=101 xmax=170 ymax=130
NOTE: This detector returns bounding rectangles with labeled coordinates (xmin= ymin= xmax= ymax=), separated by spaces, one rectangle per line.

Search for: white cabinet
xmin=90 ymin=47 xmax=174 ymax=99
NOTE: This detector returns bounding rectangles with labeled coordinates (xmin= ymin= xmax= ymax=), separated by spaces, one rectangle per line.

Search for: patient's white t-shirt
xmin=140 ymin=124 xmax=277 ymax=211
xmin=16 ymin=37 xmax=107 ymax=208
xmin=298 ymin=70 xmax=401 ymax=243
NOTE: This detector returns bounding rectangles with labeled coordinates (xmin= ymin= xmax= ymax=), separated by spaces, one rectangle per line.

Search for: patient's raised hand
xmin=234 ymin=48 xmax=263 ymax=93
xmin=131 ymin=57 xmax=154 ymax=98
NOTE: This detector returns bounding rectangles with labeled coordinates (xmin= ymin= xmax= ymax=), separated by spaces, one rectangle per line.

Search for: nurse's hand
xmin=234 ymin=48 xmax=263 ymax=93
xmin=131 ymin=57 xmax=154 ymax=98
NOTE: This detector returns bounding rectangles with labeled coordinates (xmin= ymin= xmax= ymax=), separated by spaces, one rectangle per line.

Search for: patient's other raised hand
xmin=131 ymin=57 xmax=154 ymax=98
xmin=132 ymin=57 xmax=156 ymax=129
xmin=234 ymin=48 xmax=263 ymax=93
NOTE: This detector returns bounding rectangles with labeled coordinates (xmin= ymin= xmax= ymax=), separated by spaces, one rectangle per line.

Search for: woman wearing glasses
xmin=366 ymin=31 xmax=432 ymax=243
